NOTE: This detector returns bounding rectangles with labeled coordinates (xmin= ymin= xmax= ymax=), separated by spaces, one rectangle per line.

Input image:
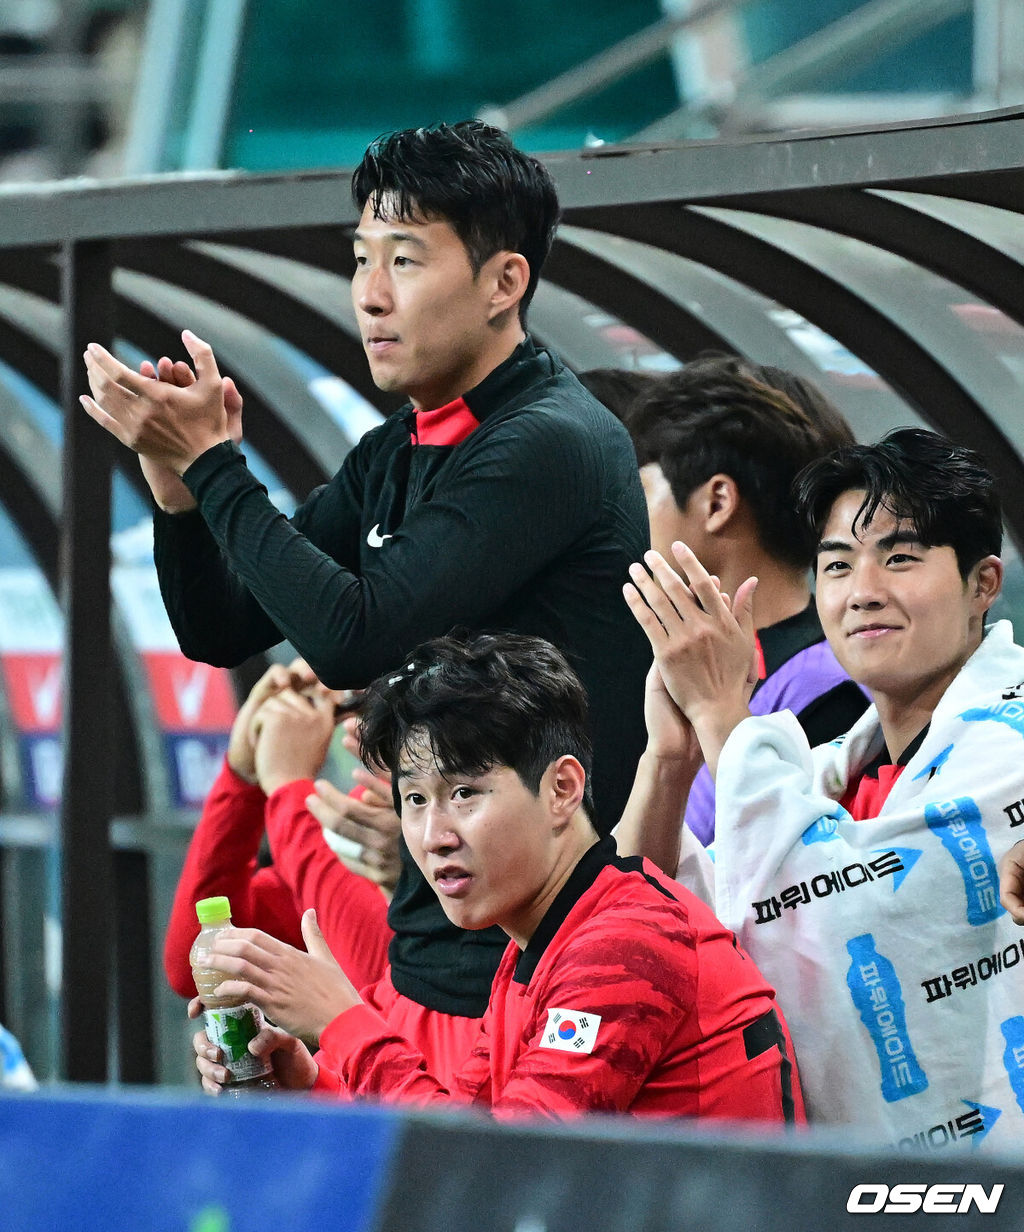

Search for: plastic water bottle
xmin=190 ymin=896 xmax=276 ymax=1094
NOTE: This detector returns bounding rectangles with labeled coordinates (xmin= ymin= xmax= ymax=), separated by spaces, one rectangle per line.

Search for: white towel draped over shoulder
xmin=713 ymin=620 xmax=1024 ymax=1153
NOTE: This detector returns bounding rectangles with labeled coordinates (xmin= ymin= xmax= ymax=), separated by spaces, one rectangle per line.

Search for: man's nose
xmin=848 ymin=560 xmax=886 ymax=609
xmin=421 ymin=803 xmax=460 ymax=854
xmin=356 ymin=265 xmax=390 ymax=316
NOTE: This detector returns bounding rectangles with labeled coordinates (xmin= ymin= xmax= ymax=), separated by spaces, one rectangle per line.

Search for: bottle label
xmin=1000 ymin=1015 xmax=1024 ymax=1115
xmin=923 ymin=797 xmax=1003 ymax=926
xmin=846 ymin=932 xmax=928 ymax=1103
xmin=203 ymin=1004 xmax=272 ymax=1083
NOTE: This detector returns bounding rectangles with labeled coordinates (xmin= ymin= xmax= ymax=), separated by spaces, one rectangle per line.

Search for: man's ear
xmin=703 ymin=473 xmax=741 ymax=534
xmin=972 ymin=554 xmax=1003 ymax=612
xmin=486 ymin=251 xmax=530 ymax=322
xmin=547 ymin=755 xmax=587 ymax=826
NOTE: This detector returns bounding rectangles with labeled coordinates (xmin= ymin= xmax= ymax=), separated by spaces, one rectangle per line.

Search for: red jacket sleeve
xmin=163 ymin=760 xmax=304 ymax=997
xmin=314 ymin=1004 xmax=487 ymax=1107
xmin=263 ymin=780 xmax=393 ymax=991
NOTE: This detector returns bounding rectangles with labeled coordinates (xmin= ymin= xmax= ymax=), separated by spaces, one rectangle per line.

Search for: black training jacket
xmin=155 ymin=337 xmax=651 ymax=1015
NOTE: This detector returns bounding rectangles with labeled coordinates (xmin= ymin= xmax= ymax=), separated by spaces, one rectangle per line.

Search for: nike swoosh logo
xmin=367 ymin=523 xmax=393 ymax=549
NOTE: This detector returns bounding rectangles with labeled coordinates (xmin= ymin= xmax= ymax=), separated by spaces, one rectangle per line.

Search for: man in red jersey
xmin=193 ymin=631 xmax=802 ymax=1125
xmin=162 ymin=658 xmax=395 ymax=1004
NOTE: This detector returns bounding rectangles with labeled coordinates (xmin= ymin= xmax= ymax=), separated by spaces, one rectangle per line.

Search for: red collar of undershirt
xmin=839 ymin=725 xmax=929 ymax=821
xmin=410 ymin=396 xmax=481 ymax=446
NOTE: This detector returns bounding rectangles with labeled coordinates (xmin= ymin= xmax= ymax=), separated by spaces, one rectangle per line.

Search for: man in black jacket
xmin=82 ymin=121 xmax=650 ymax=1049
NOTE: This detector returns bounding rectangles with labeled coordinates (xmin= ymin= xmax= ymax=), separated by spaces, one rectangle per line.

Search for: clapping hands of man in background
xmin=227 ymin=658 xmax=402 ymax=899
xmin=309 ymin=715 xmax=401 ymax=899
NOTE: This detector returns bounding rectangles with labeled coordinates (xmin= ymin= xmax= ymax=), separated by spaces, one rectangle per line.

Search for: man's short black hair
xmin=358 ymin=631 xmax=595 ymax=819
xmin=794 ymin=427 xmax=1003 ymax=578
xmin=351 ymin=120 xmax=560 ymax=319
xmin=727 ymin=358 xmax=856 ymax=455
xmin=626 ymin=357 xmax=855 ymax=569
xmin=577 ymin=367 xmax=663 ymax=423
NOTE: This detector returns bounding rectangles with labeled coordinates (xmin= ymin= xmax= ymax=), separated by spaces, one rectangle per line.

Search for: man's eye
xmin=453 ymin=786 xmax=475 ymax=801
xmin=394 ymin=255 xmax=413 ymax=268
xmin=821 ymin=559 xmax=847 ymax=574
xmin=404 ymin=792 xmax=425 ymax=807
xmin=887 ymin=553 xmax=917 ymax=566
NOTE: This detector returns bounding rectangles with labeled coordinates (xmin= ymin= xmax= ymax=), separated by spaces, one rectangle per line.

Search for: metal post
xmin=181 ymin=0 xmax=250 ymax=170
xmin=974 ymin=0 xmax=1024 ymax=105
xmin=122 ymin=0 xmax=197 ymax=174
xmin=58 ymin=240 xmax=116 ymax=1082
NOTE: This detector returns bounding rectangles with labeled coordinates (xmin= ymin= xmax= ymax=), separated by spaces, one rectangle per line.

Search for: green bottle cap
xmin=195 ymin=896 xmax=231 ymax=924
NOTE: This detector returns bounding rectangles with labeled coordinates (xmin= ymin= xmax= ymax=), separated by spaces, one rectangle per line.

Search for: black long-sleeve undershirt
xmin=153 ymin=340 xmax=652 ymax=1015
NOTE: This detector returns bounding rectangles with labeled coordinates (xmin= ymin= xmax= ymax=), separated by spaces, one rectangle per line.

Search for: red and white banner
xmin=143 ymin=653 xmax=237 ymax=732
xmin=2 ymin=652 xmax=61 ymax=732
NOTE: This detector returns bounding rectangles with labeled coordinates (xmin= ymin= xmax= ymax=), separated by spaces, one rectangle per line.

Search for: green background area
xmin=215 ymin=0 xmax=974 ymax=172
xmin=741 ymin=0 xmax=972 ymax=92
xmin=225 ymin=0 xmax=677 ymax=169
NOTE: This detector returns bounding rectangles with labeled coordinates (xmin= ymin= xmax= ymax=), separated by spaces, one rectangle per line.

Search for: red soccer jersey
xmin=314 ymin=837 xmax=804 ymax=1125
xmin=838 ymin=726 xmax=929 ymax=821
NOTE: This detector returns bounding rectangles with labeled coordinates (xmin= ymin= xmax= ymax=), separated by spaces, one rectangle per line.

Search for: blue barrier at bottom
xmin=3 ymin=1086 xmax=1023 ymax=1231
xmin=0 ymin=1087 xmax=400 ymax=1232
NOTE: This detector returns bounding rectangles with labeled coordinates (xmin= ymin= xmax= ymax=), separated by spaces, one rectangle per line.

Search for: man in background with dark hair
xmin=191 ymin=631 xmax=802 ymax=1126
xmin=626 ymin=428 xmax=1024 ymax=1148
xmin=81 ymin=120 xmax=650 ymax=1071
xmin=615 ymin=361 xmax=867 ymax=872
xmin=577 ymin=366 xmax=661 ymax=422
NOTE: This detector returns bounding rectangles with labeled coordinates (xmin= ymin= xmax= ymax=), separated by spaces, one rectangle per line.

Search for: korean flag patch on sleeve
xmin=541 ymin=1007 xmax=602 ymax=1054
